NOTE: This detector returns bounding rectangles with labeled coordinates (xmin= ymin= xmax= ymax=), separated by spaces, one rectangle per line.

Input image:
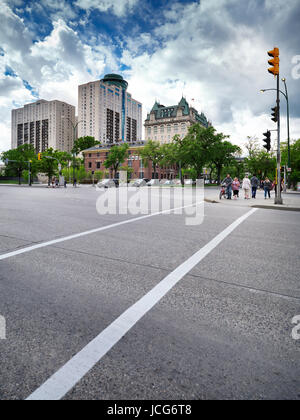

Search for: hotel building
xmin=78 ymin=74 xmax=143 ymax=144
xmin=144 ymin=97 xmax=210 ymax=144
xmin=11 ymin=99 xmax=76 ymax=152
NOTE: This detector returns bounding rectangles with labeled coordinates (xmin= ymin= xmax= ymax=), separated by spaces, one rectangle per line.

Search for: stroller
xmin=219 ymin=183 xmax=228 ymax=200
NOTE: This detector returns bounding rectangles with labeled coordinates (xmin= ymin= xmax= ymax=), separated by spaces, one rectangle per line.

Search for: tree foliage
xmin=104 ymin=143 xmax=129 ymax=177
xmin=139 ymin=140 xmax=163 ymax=179
xmin=72 ymin=136 xmax=100 ymax=155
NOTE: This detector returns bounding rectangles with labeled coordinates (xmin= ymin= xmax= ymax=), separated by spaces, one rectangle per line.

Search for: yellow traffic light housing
xmin=38 ymin=153 xmax=42 ymax=160
xmin=268 ymin=47 xmax=279 ymax=76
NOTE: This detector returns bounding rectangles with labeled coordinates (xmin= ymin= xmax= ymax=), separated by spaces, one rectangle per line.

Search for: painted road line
xmin=0 ymin=202 xmax=202 ymax=262
xmin=26 ymin=208 xmax=258 ymax=400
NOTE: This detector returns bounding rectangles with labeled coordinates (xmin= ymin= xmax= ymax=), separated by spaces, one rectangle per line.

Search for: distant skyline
xmin=0 ymin=0 xmax=300 ymax=154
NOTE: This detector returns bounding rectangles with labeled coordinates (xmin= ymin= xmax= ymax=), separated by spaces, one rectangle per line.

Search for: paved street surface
xmin=0 ymin=185 xmax=299 ymax=400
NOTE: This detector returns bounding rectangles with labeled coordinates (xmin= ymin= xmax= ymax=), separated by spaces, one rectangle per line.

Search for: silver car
xmin=97 ymin=179 xmax=117 ymax=188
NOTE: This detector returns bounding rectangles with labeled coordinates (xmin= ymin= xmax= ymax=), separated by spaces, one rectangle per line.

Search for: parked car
xmin=132 ymin=179 xmax=147 ymax=187
xmin=163 ymin=180 xmax=175 ymax=186
xmin=147 ymin=179 xmax=160 ymax=186
xmin=97 ymin=179 xmax=119 ymax=188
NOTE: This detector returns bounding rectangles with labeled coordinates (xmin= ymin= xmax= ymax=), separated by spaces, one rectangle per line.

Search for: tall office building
xmin=144 ymin=97 xmax=210 ymax=144
xmin=11 ymin=99 xmax=76 ymax=152
xmin=78 ymin=74 xmax=143 ymax=144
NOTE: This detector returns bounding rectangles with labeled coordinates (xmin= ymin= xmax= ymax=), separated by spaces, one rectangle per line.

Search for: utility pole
xmin=268 ymin=47 xmax=282 ymax=204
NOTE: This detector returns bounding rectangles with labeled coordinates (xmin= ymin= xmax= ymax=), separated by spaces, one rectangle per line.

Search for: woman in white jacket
xmin=242 ymin=175 xmax=251 ymax=199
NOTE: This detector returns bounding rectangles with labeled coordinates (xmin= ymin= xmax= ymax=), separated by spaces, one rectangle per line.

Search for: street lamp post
xmin=62 ymin=117 xmax=84 ymax=186
xmin=281 ymin=78 xmax=291 ymax=186
xmin=260 ymin=81 xmax=291 ymax=188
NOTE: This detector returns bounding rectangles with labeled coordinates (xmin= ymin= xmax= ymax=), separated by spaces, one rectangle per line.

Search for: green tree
xmin=39 ymin=148 xmax=61 ymax=186
xmin=75 ymin=165 xmax=88 ymax=182
xmin=104 ymin=143 xmax=129 ymax=178
xmin=139 ymin=140 xmax=163 ymax=180
xmin=94 ymin=170 xmax=104 ymax=181
xmin=72 ymin=136 xmax=100 ymax=155
xmin=1 ymin=144 xmax=38 ymax=185
xmin=282 ymin=139 xmax=300 ymax=188
xmin=245 ymin=150 xmax=276 ymax=180
xmin=209 ymin=137 xmax=241 ymax=184
xmin=177 ymin=125 xmax=219 ymax=180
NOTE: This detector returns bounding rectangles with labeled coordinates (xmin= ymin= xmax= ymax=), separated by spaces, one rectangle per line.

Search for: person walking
xmin=242 ymin=175 xmax=251 ymax=199
xmin=251 ymin=174 xmax=259 ymax=199
xmin=232 ymin=177 xmax=240 ymax=200
xmin=264 ymin=177 xmax=272 ymax=199
xmin=73 ymin=178 xmax=77 ymax=188
xmin=222 ymin=174 xmax=233 ymax=200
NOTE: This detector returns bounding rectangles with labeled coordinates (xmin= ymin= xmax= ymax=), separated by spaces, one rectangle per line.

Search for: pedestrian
xmin=64 ymin=179 xmax=67 ymax=188
xmin=232 ymin=177 xmax=240 ymax=200
xmin=55 ymin=178 xmax=59 ymax=188
xmin=221 ymin=174 xmax=233 ymax=200
xmin=251 ymin=174 xmax=259 ymax=199
xmin=264 ymin=177 xmax=272 ymax=199
xmin=73 ymin=178 xmax=77 ymax=188
xmin=242 ymin=175 xmax=251 ymax=199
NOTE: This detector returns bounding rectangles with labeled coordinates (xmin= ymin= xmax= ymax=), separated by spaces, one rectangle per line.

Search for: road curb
xmin=252 ymin=205 xmax=300 ymax=212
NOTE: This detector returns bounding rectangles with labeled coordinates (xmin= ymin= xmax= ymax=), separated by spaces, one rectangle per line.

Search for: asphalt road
xmin=0 ymin=185 xmax=299 ymax=400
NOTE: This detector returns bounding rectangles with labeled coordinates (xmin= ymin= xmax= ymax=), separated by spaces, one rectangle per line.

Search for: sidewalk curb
xmin=252 ymin=205 xmax=300 ymax=212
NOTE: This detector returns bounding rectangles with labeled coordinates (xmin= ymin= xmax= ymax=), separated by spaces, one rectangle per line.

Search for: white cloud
xmin=0 ymin=5 xmax=118 ymax=153
xmin=74 ymin=0 xmax=139 ymax=17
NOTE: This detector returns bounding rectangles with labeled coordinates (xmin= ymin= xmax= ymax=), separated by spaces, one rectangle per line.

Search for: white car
xmin=97 ymin=179 xmax=117 ymax=188
xmin=129 ymin=179 xmax=147 ymax=187
xmin=147 ymin=179 xmax=160 ymax=186
xmin=163 ymin=180 xmax=175 ymax=186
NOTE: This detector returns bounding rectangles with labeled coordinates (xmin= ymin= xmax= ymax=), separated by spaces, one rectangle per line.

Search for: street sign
xmin=287 ymin=168 xmax=292 ymax=172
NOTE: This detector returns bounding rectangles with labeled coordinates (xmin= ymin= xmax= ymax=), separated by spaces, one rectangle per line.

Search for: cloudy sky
xmin=0 ymin=0 xmax=300 ymax=154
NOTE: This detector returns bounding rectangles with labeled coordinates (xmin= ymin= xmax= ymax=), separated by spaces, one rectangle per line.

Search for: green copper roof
xmin=101 ymin=74 xmax=128 ymax=89
xmin=146 ymin=97 xmax=209 ymax=128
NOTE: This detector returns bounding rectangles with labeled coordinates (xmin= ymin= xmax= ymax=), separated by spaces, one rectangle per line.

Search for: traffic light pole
xmin=275 ymin=74 xmax=283 ymax=205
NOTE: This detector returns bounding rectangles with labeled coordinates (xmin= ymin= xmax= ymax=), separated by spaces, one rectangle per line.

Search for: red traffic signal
xmin=267 ymin=47 xmax=279 ymax=76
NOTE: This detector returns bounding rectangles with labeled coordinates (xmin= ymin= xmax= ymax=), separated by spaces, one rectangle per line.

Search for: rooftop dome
xmin=101 ymin=73 xmax=128 ymax=89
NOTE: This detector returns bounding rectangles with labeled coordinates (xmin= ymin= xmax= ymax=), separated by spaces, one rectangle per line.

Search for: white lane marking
xmin=0 ymin=202 xmax=202 ymax=262
xmin=26 ymin=208 xmax=257 ymax=400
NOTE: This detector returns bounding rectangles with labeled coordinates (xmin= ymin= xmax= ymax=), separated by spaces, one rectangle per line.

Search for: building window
xmin=97 ymin=162 xmax=101 ymax=169
xmin=88 ymin=162 xmax=92 ymax=168
xmin=167 ymin=125 xmax=171 ymax=133
xmin=160 ymin=126 xmax=164 ymax=133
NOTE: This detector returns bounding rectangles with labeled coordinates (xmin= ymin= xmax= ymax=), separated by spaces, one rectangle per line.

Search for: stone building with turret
xmin=144 ymin=97 xmax=210 ymax=144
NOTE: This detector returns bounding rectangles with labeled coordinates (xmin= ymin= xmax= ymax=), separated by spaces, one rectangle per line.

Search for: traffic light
xmin=268 ymin=47 xmax=279 ymax=76
xmin=263 ymin=130 xmax=271 ymax=152
xmin=271 ymin=106 xmax=278 ymax=123
xmin=38 ymin=153 xmax=42 ymax=160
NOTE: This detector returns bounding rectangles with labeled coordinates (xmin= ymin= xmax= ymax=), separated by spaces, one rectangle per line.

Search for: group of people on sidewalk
xmin=222 ymin=174 xmax=283 ymax=200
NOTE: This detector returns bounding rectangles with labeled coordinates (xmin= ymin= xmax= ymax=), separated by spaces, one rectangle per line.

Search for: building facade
xmin=83 ymin=143 xmax=178 ymax=180
xmin=11 ymin=99 xmax=76 ymax=152
xmin=144 ymin=97 xmax=210 ymax=144
xmin=78 ymin=74 xmax=143 ymax=144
